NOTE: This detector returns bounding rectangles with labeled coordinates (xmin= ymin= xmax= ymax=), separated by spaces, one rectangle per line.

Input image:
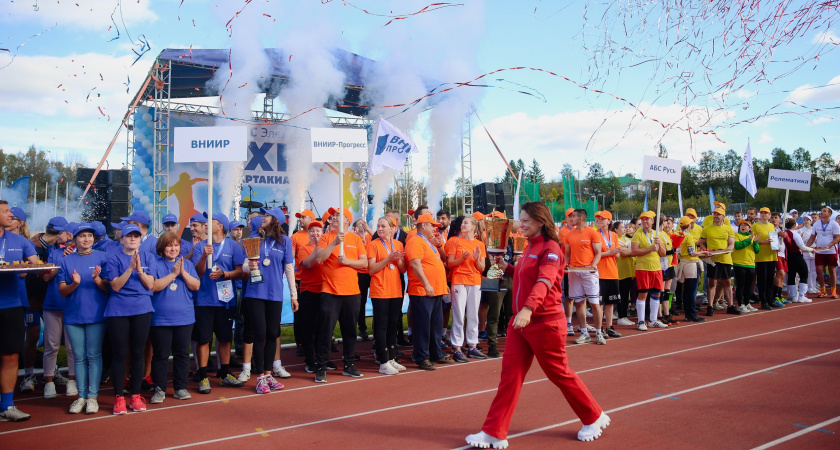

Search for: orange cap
xmin=295 ymin=209 xmax=316 ymax=219
xmin=307 ymin=220 xmax=323 ymax=229
xmin=565 ymin=208 xmax=575 ymax=217
xmin=490 ymin=211 xmax=506 ymax=219
xmin=327 ymin=207 xmax=353 ymax=222
xmin=472 ymin=211 xmax=485 ymax=221
xmin=738 ymin=220 xmax=752 ymax=227
xmin=595 ymin=210 xmax=612 ymax=220
xmin=416 ymin=214 xmax=442 ymax=227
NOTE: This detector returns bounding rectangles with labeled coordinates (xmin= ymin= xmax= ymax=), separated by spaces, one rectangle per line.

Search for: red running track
xmin=1 ymin=298 xmax=839 ymax=449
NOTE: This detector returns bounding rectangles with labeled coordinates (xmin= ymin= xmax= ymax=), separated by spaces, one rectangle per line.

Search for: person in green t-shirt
xmin=732 ymin=221 xmax=760 ymax=313
xmin=698 ymin=208 xmax=737 ymax=316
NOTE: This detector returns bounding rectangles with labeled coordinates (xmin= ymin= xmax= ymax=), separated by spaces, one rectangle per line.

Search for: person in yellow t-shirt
xmin=676 ymin=216 xmax=705 ymax=322
xmin=630 ymin=211 xmax=668 ymax=331
xmin=698 ymin=208 xmax=736 ymax=316
xmin=658 ymin=216 xmax=677 ymax=324
xmin=752 ymin=208 xmax=782 ymax=309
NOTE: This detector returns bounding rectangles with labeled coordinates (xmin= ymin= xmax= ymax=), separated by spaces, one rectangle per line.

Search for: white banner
xmin=174 ymin=126 xmax=247 ymax=162
xmin=767 ymin=169 xmax=812 ymax=191
xmin=642 ymin=155 xmax=682 ymax=184
xmin=311 ymin=127 xmax=369 ymax=163
xmin=370 ymin=117 xmax=415 ymax=175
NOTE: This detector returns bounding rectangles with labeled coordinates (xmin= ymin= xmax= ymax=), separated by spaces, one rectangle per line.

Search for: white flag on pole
xmin=513 ymin=169 xmax=524 ymax=221
xmin=370 ymin=117 xmax=416 ymax=176
xmin=739 ymin=139 xmax=758 ymax=198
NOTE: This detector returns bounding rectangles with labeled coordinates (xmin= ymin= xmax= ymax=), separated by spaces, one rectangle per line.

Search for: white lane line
xmin=451 ymin=349 xmax=840 ymax=450
xmin=3 ymin=311 xmax=837 ymax=437
xmin=751 ymin=415 xmax=840 ymax=449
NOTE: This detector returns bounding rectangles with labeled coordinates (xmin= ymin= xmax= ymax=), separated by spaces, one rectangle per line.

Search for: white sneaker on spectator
xmin=798 ymin=296 xmax=812 ymax=303
xmin=389 ymin=360 xmax=406 ymax=372
xmin=578 ymin=412 xmax=610 ymax=441
xmin=747 ymin=304 xmax=758 ymax=312
xmin=637 ymin=322 xmax=648 ymax=331
xmin=69 ymin=398 xmax=86 ymax=414
xmin=585 ymin=309 xmax=593 ymax=318
xmin=379 ymin=363 xmax=399 ymax=375
xmin=649 ymin=320 xmax=668 ymax=328
xmin=43 ymin=381 xmax=57 ymax=399
xmin=85 ymin=398 xmax=99 ymax=414
xmin=617 ymin=318 xmax=634 ymax=326
xmin=19 ymin=375 xmax=36 ymax=393
xmin=65 ymin=380 xmax=78 ymax=396
xmin=713 ymin=302 xmax=725 ymax=310
xmin=272 ymin=365 xmax=291 ymax=379
xmin=737 ymin=305 xmax=750 ymax=314
xmin=237 ymin=371 xmax=251 ymax=383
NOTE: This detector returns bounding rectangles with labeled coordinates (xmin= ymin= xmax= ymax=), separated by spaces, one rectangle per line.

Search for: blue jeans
xmin=65 ymin=323 xmax=106 ymax=399
xmin=682 ymin=277 xmax=700 ymax=320
xmin=409 ymin=295 xmax=445 ymax=364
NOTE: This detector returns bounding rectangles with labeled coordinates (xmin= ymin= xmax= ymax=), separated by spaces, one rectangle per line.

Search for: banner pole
xmin=339 ymin=161 xmax=345 ymax=257
xmin=782 ymin=189 xmax=790 ymax=225
xmin=65 ymin=182 xmax=69 ymax=216
xmin=207 ymin=161 xmax=214 ymax=270
xmin=656 ymin=181 xmax=663 ymax=235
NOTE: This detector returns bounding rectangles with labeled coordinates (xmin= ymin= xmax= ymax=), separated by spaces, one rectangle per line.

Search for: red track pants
xmin=481 ymin=319 xmax=602 ymax=439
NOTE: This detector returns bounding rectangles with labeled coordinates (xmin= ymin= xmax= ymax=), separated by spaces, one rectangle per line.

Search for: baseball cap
xmin=685 ymin=208 xmax=697 ymax=218
xmin=70 ymin=222 xmax=96 ymax=238
xmin=111 ymin=221 xmax=127 ymax=230
xmin=802 ymin=215 xmax=812 ymax=222
xmin=471 ymin=211 xmax=485 ymax=221
xmin=416 ymin=214 xmax=442 ymax=227
xmin=249 ymin=216 xmax=263 ymax=237
xmin=759 ymin=207 xmax=771 ymax=213
xmin=228 ymin=220 xmax=245 ymax=230
xmin=490 ymin=211 xmax=506 ymax=219
xmin=679 ymin=216 xmax=693 ymax=227
xmin=10 ymin=207 xmax=26 ymax=222
xmin=822 ymin=205 xmax=833 ymax=212
xmin=307 ymin=220 xmax=323 ymax=230
xmin=595 ymin=210 xmax=612 ymax=220
xmin=713 ymin=201 xmax=726 ymax=211
xmin=90 ymin=221 xmax=107 ymax=237
xmin=788 ymin=209 xmax=798 ymax=214
xmin=189 ymin=212 xmax=208 ymax=223
xmin=121 ymin=224 xmax=142 ymax=236
xmin=47 ymin=216 xmax=68 ymax=231
xmin=713 ymin=207 xmax=726 ymax=215
xmin=121 ymin=211 xmax=151 ymax=226
xmin=211 ymin=213 xmax=230 ymax=231
xmin=639 ymin=211 xmax=656 ymax=219
xmin=161 ymin=213 xmax=178 ymax=224
xmin=326 ymin=207 xmax=352 ymax=222
xmin=295 ymin=209 xmax=316 ymax=219
xmin=738 ymin=220 xmax=752 ymax=227
xmin=565 ymin=208 xmax=575 ymax=217
xmin=261 ymin=207 xmax=288 ymax=224
xmin=406 ymin=209 xmax=415 ymax=217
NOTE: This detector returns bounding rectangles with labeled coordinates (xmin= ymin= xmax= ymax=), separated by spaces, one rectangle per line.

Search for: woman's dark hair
xmin=156 ymin=231 xmax=182 ymax=257
xmin=784 ymin=218 xmax=796 ymax=230
xmin=521 ymin=202 xmax=560 ymax=245
xmin=447 ymin=216 xmax=465 ymax=241
xmin=609 ymin=221 xmax=623 ymax=233
xmin=263 ymin=215 xmax=287 ymax=241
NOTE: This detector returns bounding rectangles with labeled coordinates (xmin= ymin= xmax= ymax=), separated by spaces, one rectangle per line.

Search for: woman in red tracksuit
xmin=466 ymin=202 xmax=609 ymax=449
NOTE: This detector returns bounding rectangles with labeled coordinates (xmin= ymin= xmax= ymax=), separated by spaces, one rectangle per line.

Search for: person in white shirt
xmin=798 ymin=216 xmax=819 ymax=294
xmin=806 ymin=207 xmax=840 ymax=298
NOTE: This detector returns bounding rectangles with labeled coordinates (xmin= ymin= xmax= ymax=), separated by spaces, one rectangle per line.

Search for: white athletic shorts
xmin=568 ymin=270 xmax=601 ymax=304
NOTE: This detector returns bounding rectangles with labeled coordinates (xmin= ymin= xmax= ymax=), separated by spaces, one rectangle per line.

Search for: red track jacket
xmin=503 ymin=234 xmax=566 ymax=323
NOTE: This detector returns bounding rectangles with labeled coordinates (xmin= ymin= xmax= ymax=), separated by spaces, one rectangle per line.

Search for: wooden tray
xmin=566 ymin=266 xmax=597 ymax=273
xmin=0 ymin=264 xmax=58 ymax=273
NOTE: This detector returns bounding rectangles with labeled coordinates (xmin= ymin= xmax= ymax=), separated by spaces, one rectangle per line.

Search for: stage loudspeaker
xmin=108 ymin=170 xmax=130 ymax=186
xmin=109 ymin=186 xmax=131 ymax=203
xmin=110 ymin=202 xmax=130 ymax=221
xmin=473 ymin=182 xmax=496 ymax=214
xmin=76 ymin=168 xmax=110 ymax=186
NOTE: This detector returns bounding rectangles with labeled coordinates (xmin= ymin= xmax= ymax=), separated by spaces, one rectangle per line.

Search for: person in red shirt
xmin=405 ymin=214 xmax=453 ymax=370
xmin=466 ymin=202 xmax=608 ymax=449
xmin=564 ymin=209 xmax=604 ymax=344
xmin=310 ymin=207 xmax=367 ymax=382
xmin=297 ymin=221 xmax=324 ymax=374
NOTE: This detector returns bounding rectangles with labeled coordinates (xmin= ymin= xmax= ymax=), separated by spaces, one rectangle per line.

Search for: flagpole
xmin=339 ymin=161 xmax=345 ymax=257
xmin=782 ymin=189 xmax=790 ymax=226
xmin=207 ymin=161 xmax=213 ymax=270
xmin=656 ymin=181 xmax=663 ymax=235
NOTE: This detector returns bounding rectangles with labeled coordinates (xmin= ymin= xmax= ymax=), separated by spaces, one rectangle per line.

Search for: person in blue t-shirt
xmin=226 ymin=220 xmax=249 ymax=381
xmin=191 ymin=213 xmax=245 ymax=393
xmin=101 ymin=224 xmax=156 ymax=415
xmin=0 ymin=200 xmax=40 ymax=422
xmin=149 ymin=231 xmax=200 ymax=404
xmin=162 ymin=213 xmax=193 ymax=258
xmin=241 ymin=208 xmax=298 ymax=394
xmin=121 ymin=211 xmax=158 ymax=255
xmin=90 ymin=221 xmax=114 ymax=253
xmin=57 ymin=223 xmax=110 ymax=415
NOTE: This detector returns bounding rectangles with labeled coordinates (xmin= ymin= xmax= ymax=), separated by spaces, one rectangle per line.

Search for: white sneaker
xmin=617 ymin=318 xmax=634 ymax=326
xmin=53 ymin=370 xmax=69 ymax=386
xmin=737 ymin=305 xmax=750 ymax=314
xmin=0 ymin=406 xmax=31 ymax=422
xmin=649 ymin=320 xmax=668 ymax=328
xmin=19 ymin=374 xmax=36 ymax=393
xmin=713 ymin=302 xmax=725 ymax=310
xmin=44 ymin=381 xmax=57 ymax=399
xmin=237 ymin=371 xmax=251 ymax=383
xmin=747 ymin=304 xmax=758 ymax=312
xmin=595 ymin=333 xmax=607 ymax=345
xmin=388 ymin=360 xmax=406 ymax=372
xmin=798 ymin=296 xmax=812 ymax=303
xmin=637 ymin=322 xmax=648 ymax=331
xmin=173 ymin=389 xmax=192 ymax=400
xmin=272 ymin=365 xmax=291 ymax=379
xmin=576 ymin=325 xmax=598 ymax=333
xmin=85 ymin=398 xmax=99 ymax=414
xmin=465 ymin=431 xmax=509 ymax=449
xmin=69 ymin=398 xmax=86 ymax=414
xmin=65 ymin=379 xmax=78 ymax=396
xmin=578 ymin=411 xmax=610 ymax=441
xmin=379 ymin=363 xmax=399 ymax=375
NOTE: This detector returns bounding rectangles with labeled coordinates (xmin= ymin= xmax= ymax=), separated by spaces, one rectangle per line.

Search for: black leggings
xmin=316 ymin=293 xmax=360 ymax=367
xmin=372 ymin=297 xmax=402 ymax=363
xmin=357 ymin=274 xmax=371 ymax=334
xmin=786 ymin=253 xmax=808 ymax=286
xmin=734 ymin=266 xmax=755 ymax=306
xmin=245 ymin=298 xmax=283 ymax=373
xmin=618 ymin=278 xmax=635 ymax=318
xmin=297 ymin=290 xmax=321 ymax=367
xmin=150 ymin=324 xmax=193 ymax=391
xmin=756 ymin=261 xmax=776 ymax=304
xmin=107 ymin=313 xmax=152 ymax=396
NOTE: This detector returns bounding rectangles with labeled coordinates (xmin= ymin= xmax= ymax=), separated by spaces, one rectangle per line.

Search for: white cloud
xmin=786 ymin=75 xmax=840 ymax=103
xmin=813 ymin=29 xmax=839 ymax=44
xmin=758 ymin=132 xmax=773 ymax=144
xmin=2 ymin=0 xmax=157 ymax=31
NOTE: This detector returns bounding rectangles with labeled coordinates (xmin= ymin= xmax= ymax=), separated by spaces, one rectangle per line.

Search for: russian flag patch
xmin=546 ymin=252 xmax=559 ymax=262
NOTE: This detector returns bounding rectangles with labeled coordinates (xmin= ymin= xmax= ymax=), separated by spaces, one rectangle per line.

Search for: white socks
xmin=798 ymin=283 xmax=808 ymax=298
xmin=636 ymin=300 xmax=646 ymax=324
xmin=787 ymin=285 xmax=798 ymax=299
xmin=649 ymin=297 xmax=660 ymax=322
xmin=242 ymin=363 xmax=251 ymax=373
xmin=272 ymin=360 xmax=282 ymax=371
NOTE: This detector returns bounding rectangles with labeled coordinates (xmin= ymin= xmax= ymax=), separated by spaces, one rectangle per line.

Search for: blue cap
xmin=111 ymin=221 xmax=127 ymax=230
xmin=161 ymin=213 xmax=178 ymax=224
xmin=70 ymin=222 xmax=96 ymax=238
xmin=10 ymin=207 xmax=26 ymax=222
xmin=260 ymin=207 xmax=287 ymax=224
xmin=58 ymin=221 xmax=80 ymax=232
xmin=228 ymin=220 xmax=245 ymax=230
xmin=121 ymin=211 xmax=151 ymax=226
xmin=121 ymin=224 xmax=142 ymax=236
xmin=90 ymin=221 xmax=107 ymax=237
xmin=211 ymin=213 xmax=230 ymax=231
xmin=47 ymin=216 xmax=68 ymax=231
xmin=189 ymin=212 xmax=208 ymax=224
xmin=249 ymin=216 xmax=263 ymax=237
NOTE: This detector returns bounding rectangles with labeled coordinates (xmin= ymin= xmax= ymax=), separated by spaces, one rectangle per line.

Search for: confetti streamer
xmin=323 ymin=1 xmax=464 ymax=27
xmin=0 ymin=23 xmax=56 ymax=71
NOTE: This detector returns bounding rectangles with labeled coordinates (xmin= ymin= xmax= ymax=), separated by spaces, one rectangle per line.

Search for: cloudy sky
xmin=1 ymin=0 xmax=837 ymax=188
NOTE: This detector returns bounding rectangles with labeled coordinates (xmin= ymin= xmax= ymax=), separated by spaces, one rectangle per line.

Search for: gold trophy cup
xmin=483 ymin=217 xmax=511 ymax=290
xmin=512 ymin=236 xmax=527 ymax=255
xmin=240 ymin=236 xmax=264 ymax=285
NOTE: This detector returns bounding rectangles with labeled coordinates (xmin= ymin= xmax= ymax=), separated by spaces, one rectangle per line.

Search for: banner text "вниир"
xmin=191 ymin=140 xmax=230 ymax=148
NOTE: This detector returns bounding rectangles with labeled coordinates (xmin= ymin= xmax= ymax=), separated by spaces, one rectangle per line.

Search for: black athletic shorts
xmin=194 ymin=306 xmax=235 ymax=345
xmin=0 ymin=306 xmax=25 ymax=355
xmin=599 ymin=279 xmax=620 ymax=305
xmin=708 ymin=263 xmax=734 ymax=280
xmin=662 ymin=267 xmax=676 ymax=281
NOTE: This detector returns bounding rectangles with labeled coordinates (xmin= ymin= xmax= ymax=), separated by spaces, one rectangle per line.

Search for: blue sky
xmin=1 ymin=0 xmax=838 ymax=187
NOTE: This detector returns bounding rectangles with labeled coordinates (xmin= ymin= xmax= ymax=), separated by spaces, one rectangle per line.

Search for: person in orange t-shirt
xmin=595 ymin=211 xmax=622 ymax=338
xmin=291 ymin=208 xmax=316 ymax=356
xmin=352 ymin=219 xmax=374 ymax=341
xmin=446 ymin=217 xmax=487 ymax=362
xmin=310 ymin=208 xmax=367 ymax=382
xmin=406 ymin=214 xmax=452 ymax=370
xmin=563 ymin=209 xmax=603 ymax=344
xmin=557 ymin=208 xmax=576 ymax=321
xmin=366 ymin=217 xmax=407 ymax=375
xmin=297 ymin=220 xmax=324 ymax=373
